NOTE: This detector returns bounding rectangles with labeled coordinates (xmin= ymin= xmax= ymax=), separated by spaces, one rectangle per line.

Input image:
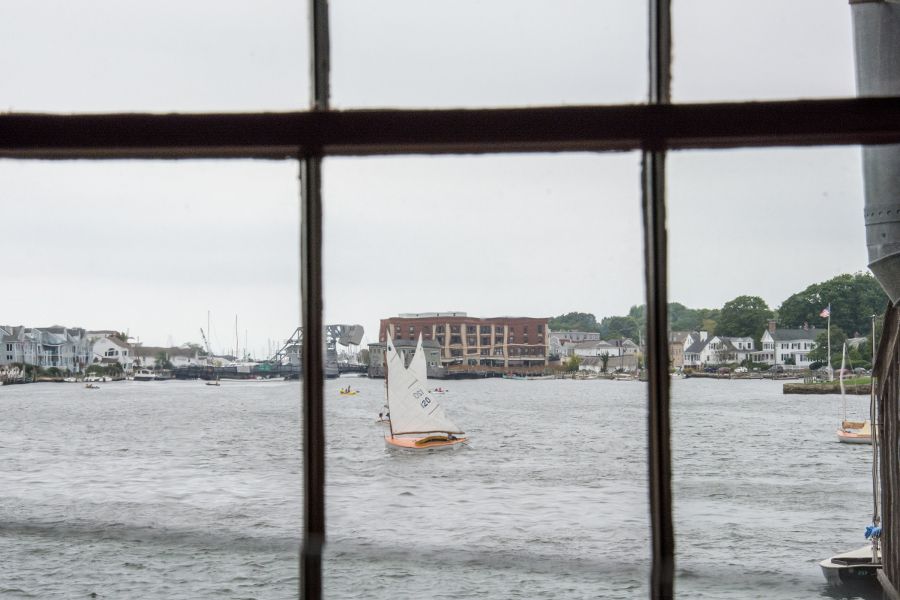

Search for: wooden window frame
xmin=2 ymin=1 xmax=900 ymax=599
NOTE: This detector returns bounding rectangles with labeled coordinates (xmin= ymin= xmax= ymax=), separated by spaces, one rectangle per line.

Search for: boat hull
xmin=836 ymin=429 xmax=873 ymax=444
xmin=384 ymin=435 xmax=466 ymax=451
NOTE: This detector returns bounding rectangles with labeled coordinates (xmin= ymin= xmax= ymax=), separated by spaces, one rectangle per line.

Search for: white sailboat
xmin=383 ymin=333 xmax=467 ymax=451
xmin=836 ymin=342 xmax=872 ymax=444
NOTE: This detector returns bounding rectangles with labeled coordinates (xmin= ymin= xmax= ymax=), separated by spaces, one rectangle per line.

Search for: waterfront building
xmin=668 ymin=331 xmax=691 ymax=368
xmin=89 ymin=333 xmax=135 ymax=372
xmin=573 ymin=340 xmax=621 ymax=358
xmin=572 ymin=338 xmax=637 ymax=359
xmin=378 ymin=312 xmax=550 ymax=369
xmin=133 ymin=345 xmax=203 ymax=368
xmin=700 ymin=335 xmax=756 ymax=366
xmin=0 ymin=325 xmax=92 ymax=372
xmin=367 ymin=338 xmax=443 ymax=379
xmin=755 ymin=325 xmax=818 ymax=369
xmin=682 ymin=331 xmax=708 ymax=369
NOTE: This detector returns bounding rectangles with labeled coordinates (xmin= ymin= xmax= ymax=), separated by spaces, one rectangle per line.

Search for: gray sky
xmin=1 ymin=1 xmax=868 ymax=353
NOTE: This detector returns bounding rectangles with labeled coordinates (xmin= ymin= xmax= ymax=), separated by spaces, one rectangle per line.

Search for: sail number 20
xmin=413 ymin=389 xmax=431 ymax=408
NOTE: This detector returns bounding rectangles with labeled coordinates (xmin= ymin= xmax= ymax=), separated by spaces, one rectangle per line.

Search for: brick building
xmin=378 ymin=312 xmax=550 ymax=369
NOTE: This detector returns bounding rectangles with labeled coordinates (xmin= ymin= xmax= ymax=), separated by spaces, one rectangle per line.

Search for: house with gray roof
xmin=700 ymin=335 xmax=756 ymax=366
xmin=754 ymin=323 xmax=819 ymax=369
xmin=1 ymin=325 xmax=91 ymax=372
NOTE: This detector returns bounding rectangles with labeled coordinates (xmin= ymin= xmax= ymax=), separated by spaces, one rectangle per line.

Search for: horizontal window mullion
xmin=1 ymin=96 xmax=899 ymax=159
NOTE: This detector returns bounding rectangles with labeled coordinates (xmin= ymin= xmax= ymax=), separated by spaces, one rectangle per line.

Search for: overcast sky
xmin=0 ymin=1 xmax=868 ymax=354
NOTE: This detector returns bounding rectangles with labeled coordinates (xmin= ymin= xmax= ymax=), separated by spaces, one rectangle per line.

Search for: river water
xmin=0 ymin=377 xmax=879 ymax=599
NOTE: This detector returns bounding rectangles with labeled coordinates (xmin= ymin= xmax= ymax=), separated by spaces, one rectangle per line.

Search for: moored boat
xmin=837 ymin=419 xmax=872 ymax=444
xmin=134 ymin=368 xmax=156 ymax=382
xmin=820 ymin=544 xmax=881 ymax=586
xmin=836 ymin=343 xmax=872 ymax=444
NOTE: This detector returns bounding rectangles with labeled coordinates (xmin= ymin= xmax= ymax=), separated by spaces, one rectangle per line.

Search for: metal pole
xmin=646 ymin=1 xmax=674 ymax=598
xmin=301 ymin=1 xmax=330 ymax=599
xmin=828 ymin=307 xmax=832 ymax=381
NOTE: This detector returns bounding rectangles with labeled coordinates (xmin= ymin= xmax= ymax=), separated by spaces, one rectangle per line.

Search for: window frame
xmin=2 ymin=1 xmax=900 ymax=599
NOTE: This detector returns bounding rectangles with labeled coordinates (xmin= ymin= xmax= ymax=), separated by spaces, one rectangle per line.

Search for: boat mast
xmin=385 ymin=337 xmax=394 ymax=437
xmin=840 ymin=342 xmax=847 ymax=421
xmin=871 ymin=314 xmax=880 ymax=529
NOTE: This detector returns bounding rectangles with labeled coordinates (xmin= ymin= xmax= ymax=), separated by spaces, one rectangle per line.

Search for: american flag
xmin=820 ymin=307 xmax=831 ymax=318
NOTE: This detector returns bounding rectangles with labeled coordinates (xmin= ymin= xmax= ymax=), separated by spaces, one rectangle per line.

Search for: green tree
xmin=548 ymin=312 xmax=600 ymax=332
xmin=778 ymin=272 xmax=888 ymax=335
xmin=599 ymin=315 xmax=639 ymax=340
xmin=808 ymin=327 xmax=847 ymax=364
xmin=564 ymin=355 xmax=582 ymax=372
xmin=154 ymin=351 xmax=173 ymax=370
xmin=716 ymin=295 xmax=774 ymax=342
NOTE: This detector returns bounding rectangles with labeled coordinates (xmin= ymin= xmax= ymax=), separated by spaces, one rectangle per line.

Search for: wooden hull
xmin=384 ymin=435 xmax=466 ymax=451
xmin=837 ymin=429 xmax=873 ymax=444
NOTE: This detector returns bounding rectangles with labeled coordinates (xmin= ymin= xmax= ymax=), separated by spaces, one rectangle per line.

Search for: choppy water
xmin=0 ymin=377 xmax=879 ymax=599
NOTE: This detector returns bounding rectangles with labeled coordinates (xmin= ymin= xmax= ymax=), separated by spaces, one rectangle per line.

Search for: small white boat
xmin=837 ymin=419 xmax=872 ymax=444
xmin=820 ymin=544 xmax=880 ymax=586
xmin=383 ymin=334 xmax=467 ymax=452
xmin=134 ymin=369 xmax=156 ymax=382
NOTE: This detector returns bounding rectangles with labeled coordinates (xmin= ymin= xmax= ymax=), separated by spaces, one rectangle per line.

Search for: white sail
xmin=385 ymin=334 xmax=463 ymax=435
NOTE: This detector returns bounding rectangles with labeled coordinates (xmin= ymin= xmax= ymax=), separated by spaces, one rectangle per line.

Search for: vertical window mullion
xmin=645 ymin=0 xmax=674 ymax=598
xmin=302 ymin=1 xmax=330 ymax=599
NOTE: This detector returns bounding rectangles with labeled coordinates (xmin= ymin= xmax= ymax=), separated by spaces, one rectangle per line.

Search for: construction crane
xmin=200 ymin=328 xmax=213 ymax=364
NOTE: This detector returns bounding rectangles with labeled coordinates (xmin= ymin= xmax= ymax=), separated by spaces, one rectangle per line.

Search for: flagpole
xmin=827 ymin=303 xmax=832 ymax=382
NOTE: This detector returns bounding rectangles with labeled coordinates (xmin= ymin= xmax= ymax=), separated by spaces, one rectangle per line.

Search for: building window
xmin=450 ymin=335 xmax=461 ymax=345
xmin=436 ymin=325 xmax=444 ymax=333
xmin=467 ymin=325 xmax=476 ymax=334
xmin=480 ymin=325 xmax=490 ymax=333
xmin=450 ymin=325 xmax=460 ymax=334
xmin=481 ymin=336 xmax=490 ymax=346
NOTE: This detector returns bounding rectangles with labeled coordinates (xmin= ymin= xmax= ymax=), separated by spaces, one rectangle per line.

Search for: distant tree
xmin=564 ymin=355 xmax=582 ymax=372
xmin=778 ymin=272 xmax=888 ymax=335
xmin=701 ymin=318 xmax=718 ymax=335
xmin=549 ymin=312 xmax=600 ymax=333
xmin=808 ymin=327 xmax=847 ymax=365
xmin=184 ymin=342 xmax=207 ymax=357
xmin=154 ymin=351 xmax=173 ymax=370
xmin=716 ymin=295 xmax=774 ymax=342
xmin=600 ymin=353 xmax=610 ymax=373
xmin=599 ymin=315 xmax=639 ymax=340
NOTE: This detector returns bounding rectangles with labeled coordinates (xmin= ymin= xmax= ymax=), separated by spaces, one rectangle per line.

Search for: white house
xmin=700 ymin=336 xmax=756 ymax=366
xmin=573 ymin=340 xmax=621 ymax=358
xmin=89 ymin=334 xmax=135 ymax=372
xmin=682 ymin=331 xmax=708 ymax=368
xmin=132 ymin=345 xmax=202 ymax=368
xmin=755 ymin=326 xmax=818 ymax=369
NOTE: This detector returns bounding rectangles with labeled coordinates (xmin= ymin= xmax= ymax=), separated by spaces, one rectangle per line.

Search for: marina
xmin=0 ymin=376 xmax=881 ymax=598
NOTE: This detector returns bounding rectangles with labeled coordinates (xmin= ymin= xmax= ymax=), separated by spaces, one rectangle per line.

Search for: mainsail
xmin=385 ymin=334 xmax=463 ymax=435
